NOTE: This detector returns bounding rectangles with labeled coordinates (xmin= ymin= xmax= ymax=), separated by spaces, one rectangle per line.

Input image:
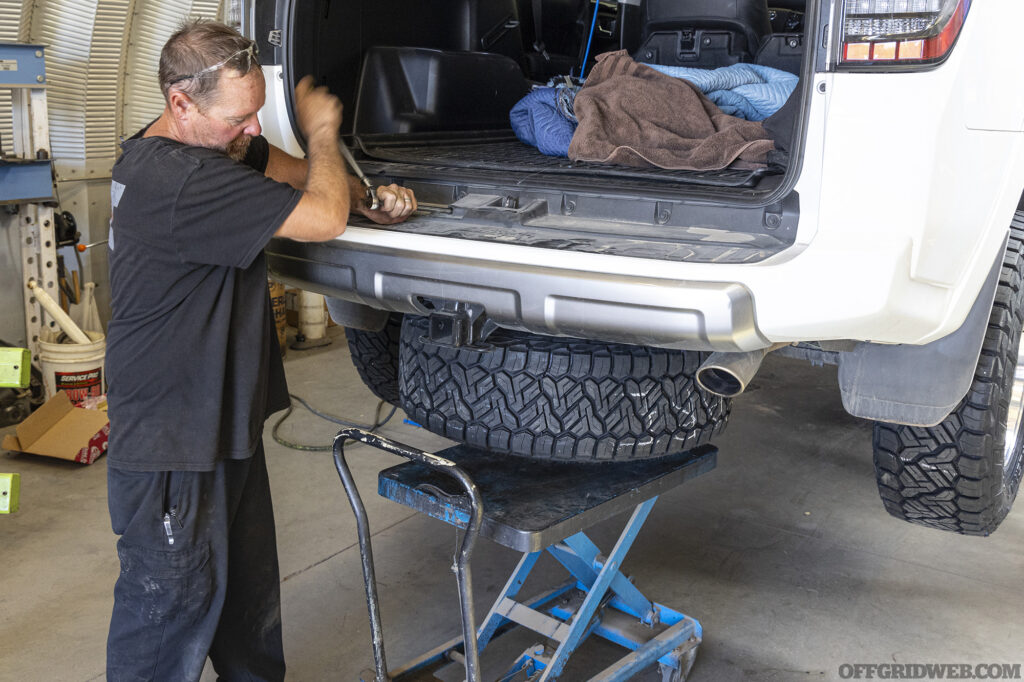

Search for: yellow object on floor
xmin=0 ymin=348 xmax=30 ymax=389
xmin=0 ymin=473 xmax=20 ymax=513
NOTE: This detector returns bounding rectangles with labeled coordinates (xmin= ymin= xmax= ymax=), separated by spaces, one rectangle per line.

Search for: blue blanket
xmin=510 ymin=61 xmax=797 ymax=157
xmin=509 ymin=86 xmax=578 ymax=158
xmin=645 ymin=62 xmax=797 ymax=122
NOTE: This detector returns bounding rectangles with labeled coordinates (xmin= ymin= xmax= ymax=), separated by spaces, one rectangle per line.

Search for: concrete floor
xmin=2 ymin=326 xmax=1023 ymax=681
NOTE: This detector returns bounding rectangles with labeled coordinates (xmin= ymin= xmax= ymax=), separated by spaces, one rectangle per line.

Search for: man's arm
xmin=266 ymin=146 xmax=367 ymax=205
xmin=273 ymin=77 xmax=350 ymax=242
xmin=265 ymin=145 xmax=307 ymax=190
xmin=267 ymin=131 xmax=417 ymax=230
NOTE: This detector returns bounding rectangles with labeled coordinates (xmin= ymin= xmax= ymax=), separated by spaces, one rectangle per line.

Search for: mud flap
xmin=838 ymin=242 xmax=1004 ymax=427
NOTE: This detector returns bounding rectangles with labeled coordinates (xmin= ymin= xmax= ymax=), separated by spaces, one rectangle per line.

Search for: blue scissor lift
xmin=335 ymin=428 xmax=717 ymax=681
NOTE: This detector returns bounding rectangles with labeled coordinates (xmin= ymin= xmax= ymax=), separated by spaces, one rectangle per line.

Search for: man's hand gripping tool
xmin=339 ymin=143 xmax=379 ymax=211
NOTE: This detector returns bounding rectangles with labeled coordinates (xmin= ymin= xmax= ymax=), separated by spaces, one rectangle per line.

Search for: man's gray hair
xmin=159 ymin=19 xmax=260 ymax=110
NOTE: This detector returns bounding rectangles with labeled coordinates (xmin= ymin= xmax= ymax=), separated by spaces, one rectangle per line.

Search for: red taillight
xmin=840 ymin=0 xmax=970 ymax=66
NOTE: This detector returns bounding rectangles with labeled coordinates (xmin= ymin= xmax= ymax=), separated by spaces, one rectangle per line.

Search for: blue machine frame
xmin=0 ymin=160 xmax=53 ymax=204
xmin=0 ymin=42 xmax=54 ymax=204
xmin=0 ymin=43 xmax=47 ymax=86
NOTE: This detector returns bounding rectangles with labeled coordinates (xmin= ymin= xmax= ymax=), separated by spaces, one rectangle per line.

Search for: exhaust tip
xmin=696 ymin=367 xmax=745 ymax=398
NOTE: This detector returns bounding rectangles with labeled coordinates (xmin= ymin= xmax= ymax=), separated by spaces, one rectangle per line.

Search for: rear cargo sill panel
xmin=266 ymin=236 xmax=770 ymax=353
xmin=350 ymin=215 xmax=789 ymax=264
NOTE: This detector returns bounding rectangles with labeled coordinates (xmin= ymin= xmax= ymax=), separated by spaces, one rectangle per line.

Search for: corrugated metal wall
xmin=122 ymin=0 xmax=223 ymax=136
xmin=1 ymin=0 xmax=225 ymax=344
xmin=86 ymin=0 xmax=130 ymax=162
xmin=31 ymin=0 xmax=99 ymax=162
xmin=0 ymin=0 xmax=25 ymax=157
xmin=2 ymin=0 xmax=224 ymax=166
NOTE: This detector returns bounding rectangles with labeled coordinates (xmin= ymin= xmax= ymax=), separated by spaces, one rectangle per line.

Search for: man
xmin=103 ymin=19 xmax=416 ymax=681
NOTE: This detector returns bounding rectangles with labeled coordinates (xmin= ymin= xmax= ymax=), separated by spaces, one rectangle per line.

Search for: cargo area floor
xmin=357 ymin=134 xmax=778 ymax=189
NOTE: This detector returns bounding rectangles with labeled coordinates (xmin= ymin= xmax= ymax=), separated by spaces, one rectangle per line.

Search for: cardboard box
xmin=285 ymin=288 xmax=299 ymax=327
xmin=1 ymin=391 xmax=109 ymax=464
xmin=269 ymin=279 xmax=287 ymax=356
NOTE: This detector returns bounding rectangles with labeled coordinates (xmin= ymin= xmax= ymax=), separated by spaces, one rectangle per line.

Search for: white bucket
xmin=38 ymin=329 xmax=106 ymax=405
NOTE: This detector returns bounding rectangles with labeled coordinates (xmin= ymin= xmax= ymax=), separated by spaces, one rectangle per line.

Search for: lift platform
xmin=335 ymin=428 xmax=717 ymax=682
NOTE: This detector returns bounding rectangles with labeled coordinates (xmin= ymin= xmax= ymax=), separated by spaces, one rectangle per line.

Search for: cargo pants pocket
xmin=114 ymin=538 xmax=212 ymax=626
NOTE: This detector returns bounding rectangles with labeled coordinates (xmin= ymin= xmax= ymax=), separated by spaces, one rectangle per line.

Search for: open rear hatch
xmin=274 ymin=0 xmax=819 ymax=262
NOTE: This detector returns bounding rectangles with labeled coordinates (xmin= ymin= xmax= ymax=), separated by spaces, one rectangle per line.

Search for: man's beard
xmin=225 ymin=134 xmax=252 ymax=162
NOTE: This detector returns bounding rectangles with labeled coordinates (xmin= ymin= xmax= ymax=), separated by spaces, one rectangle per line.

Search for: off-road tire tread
xmin=873 ymin=216 xmax=1024 ymax=535
xmin=345 ymin=313 xmax=403 ymax=404
xmin=398 ymin=316 xmax=730 ymax=461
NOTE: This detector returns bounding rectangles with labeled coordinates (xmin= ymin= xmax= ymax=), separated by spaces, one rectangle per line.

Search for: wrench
xmin=339 ymin=143 xmax=380 ymax=211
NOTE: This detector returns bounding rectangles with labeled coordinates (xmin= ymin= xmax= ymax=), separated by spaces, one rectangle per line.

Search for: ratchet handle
xmin=339 ymin=142 xmax=380 ymax=211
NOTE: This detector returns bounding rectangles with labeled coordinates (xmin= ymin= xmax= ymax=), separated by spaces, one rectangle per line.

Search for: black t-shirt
xmin=105 ymin=130 xmax=302 ymax=471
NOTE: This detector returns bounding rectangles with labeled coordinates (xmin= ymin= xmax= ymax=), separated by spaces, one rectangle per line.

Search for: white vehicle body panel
xmin=258 ymin=0 xmax=1024 ymax=349
xmin=259 ymin=65 xmax=303 ymax=157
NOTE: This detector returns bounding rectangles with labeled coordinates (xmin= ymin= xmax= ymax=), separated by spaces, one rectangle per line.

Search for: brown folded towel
xmin=568 ymin=51 xmax=775 ymax=170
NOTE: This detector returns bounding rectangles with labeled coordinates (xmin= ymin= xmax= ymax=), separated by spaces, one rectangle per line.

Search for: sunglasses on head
xmin=168 ymin=41 xmax=259 ymax=85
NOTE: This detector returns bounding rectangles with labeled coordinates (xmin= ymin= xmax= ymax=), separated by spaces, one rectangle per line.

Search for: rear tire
xmin=398 ymin=315 xmax=730 ymax=461
xmin=345 ymin=313 xmax=403 ymax=404
xmin=872 ymin=215 xmax=1024 ymax=535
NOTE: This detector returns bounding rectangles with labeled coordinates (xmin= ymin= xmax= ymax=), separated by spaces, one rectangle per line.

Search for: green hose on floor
xmin=271 ymin=393 xmax=397 ymax=452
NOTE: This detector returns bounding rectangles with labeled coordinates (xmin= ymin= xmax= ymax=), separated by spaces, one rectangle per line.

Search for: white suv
xmin=248 ymin=0 xmax=1024 ymax=535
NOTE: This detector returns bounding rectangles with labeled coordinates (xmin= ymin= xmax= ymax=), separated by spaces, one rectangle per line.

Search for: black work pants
xmin=106 ymin=442 xmax=285 ymax=682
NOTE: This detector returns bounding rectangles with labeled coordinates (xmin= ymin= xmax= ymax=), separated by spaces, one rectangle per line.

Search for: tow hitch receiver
xmin=421 ymin=300 xmax=498 ymax=350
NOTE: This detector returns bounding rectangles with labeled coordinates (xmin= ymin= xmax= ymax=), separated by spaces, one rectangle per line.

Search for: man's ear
xmin=167 ymin=89 xmax=195 ymax=121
